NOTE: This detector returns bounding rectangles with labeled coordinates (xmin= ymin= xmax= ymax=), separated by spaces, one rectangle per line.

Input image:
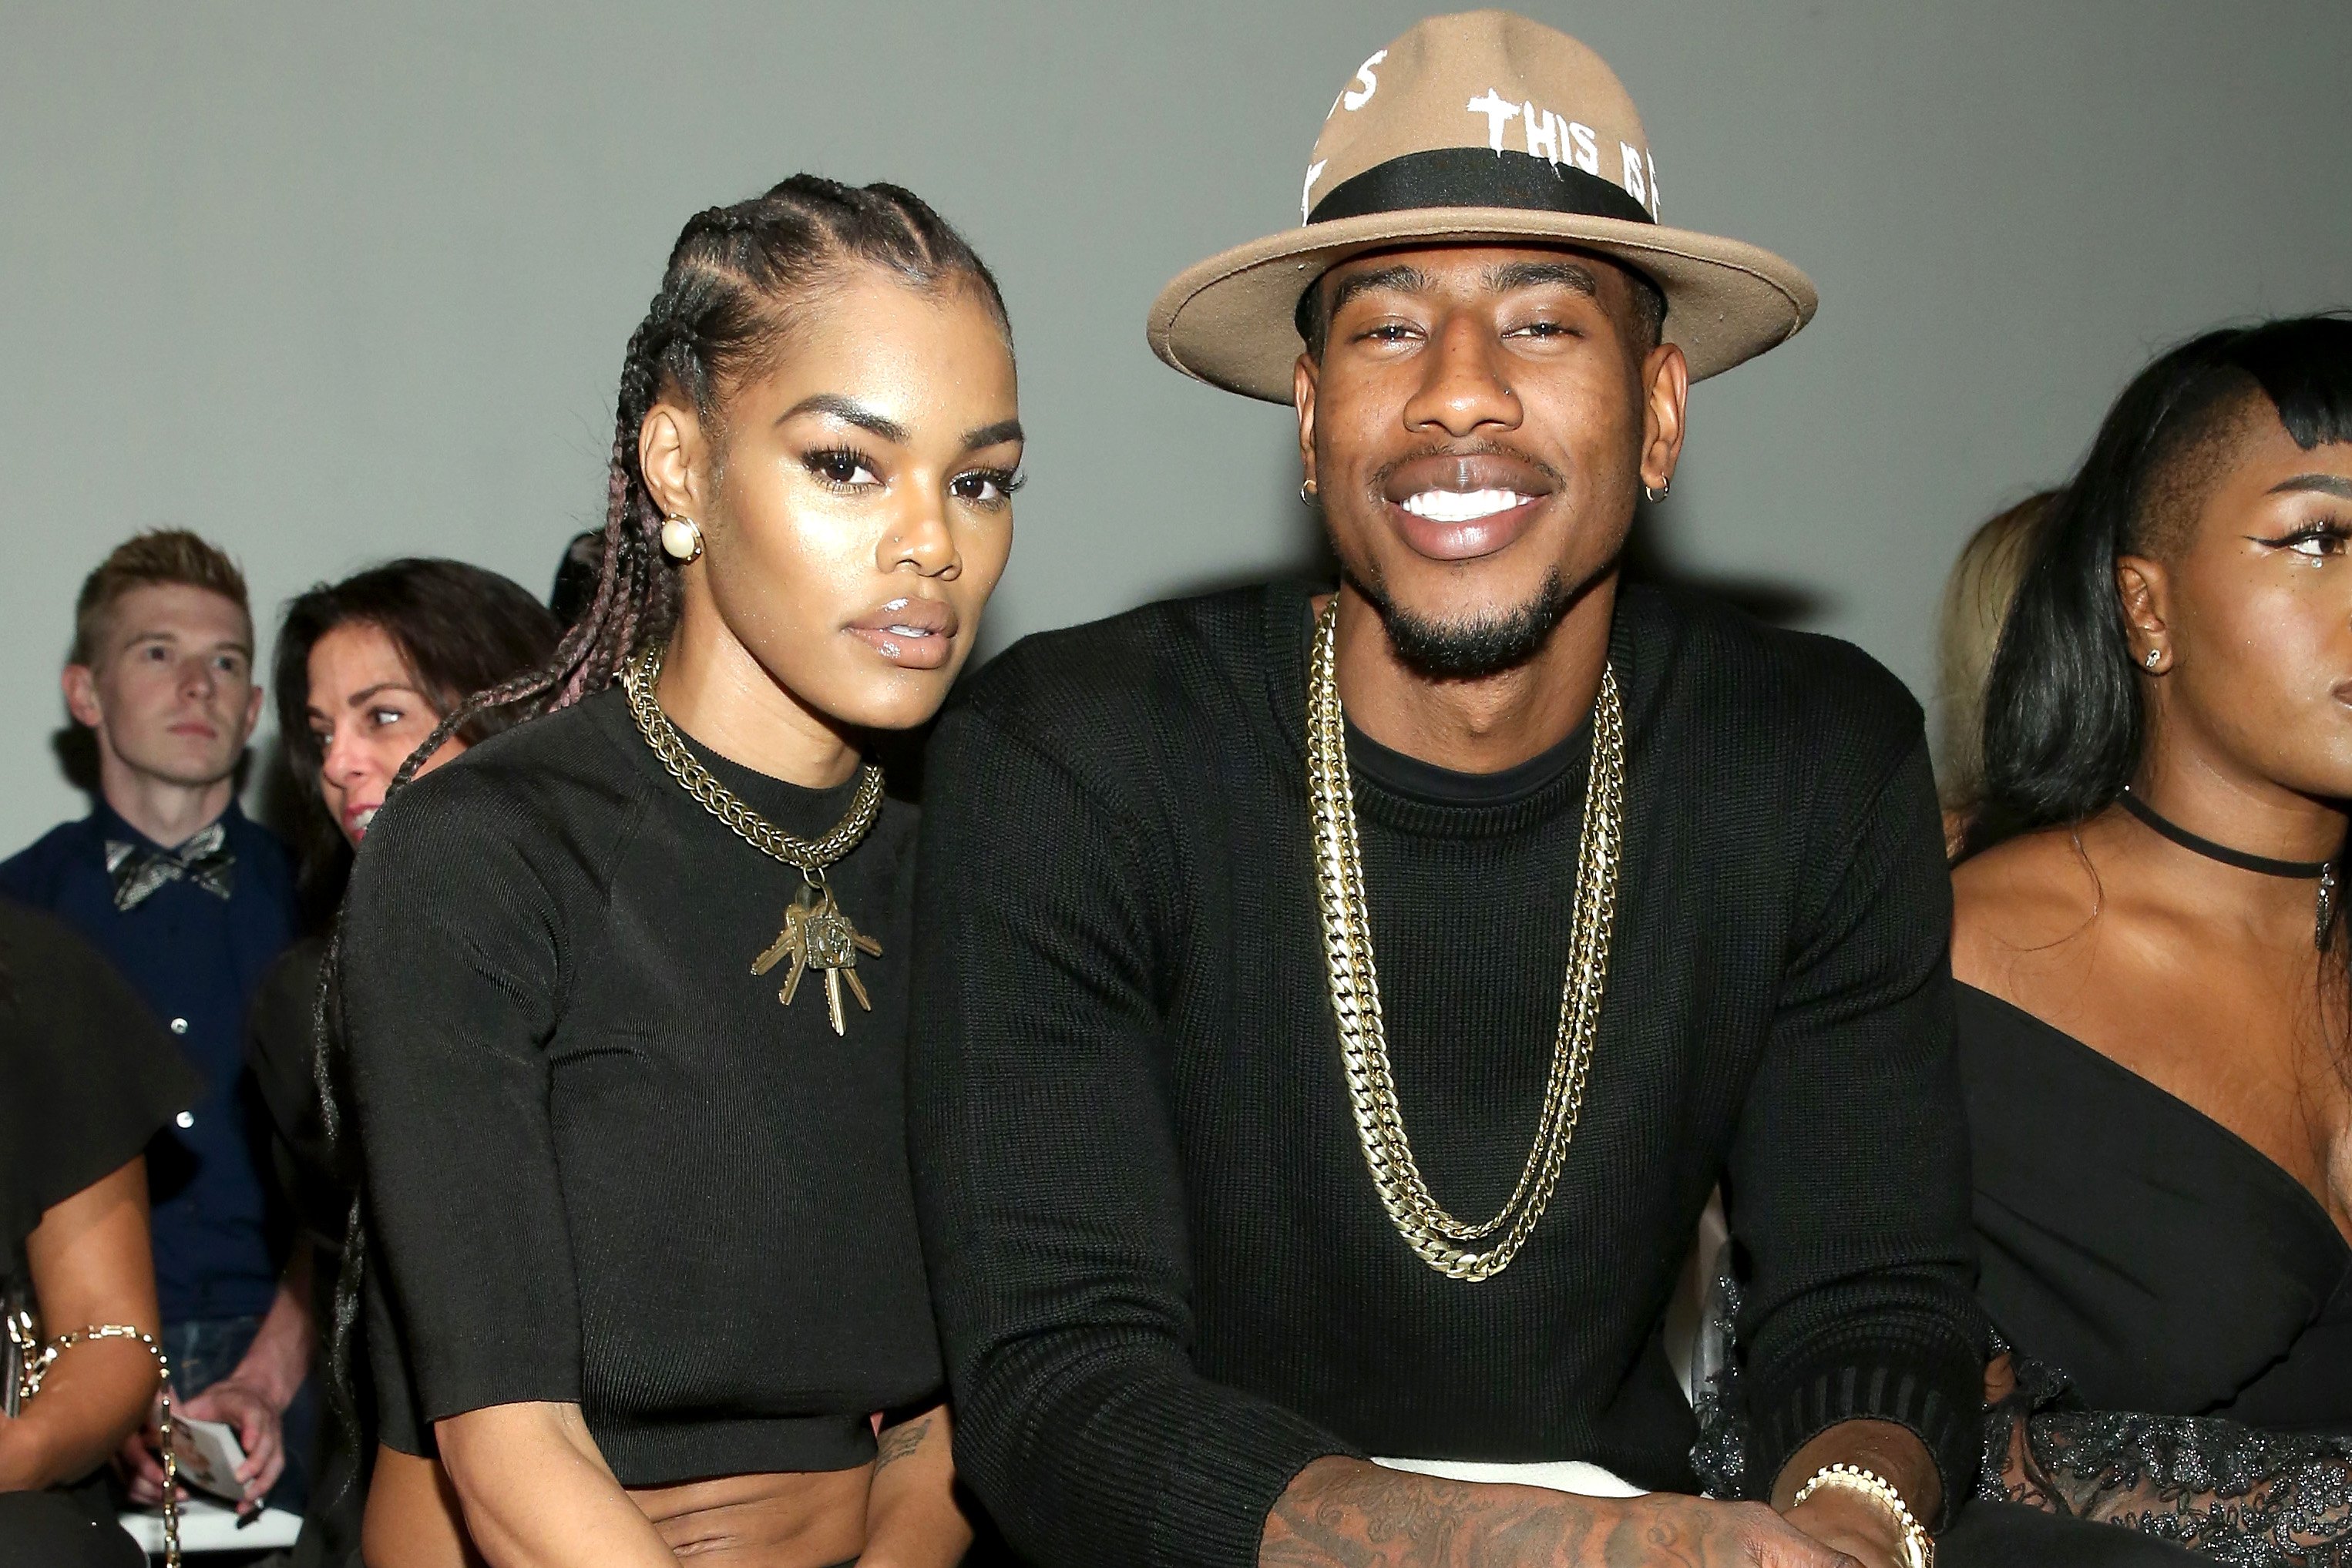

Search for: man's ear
xmin=237 ymin=681 xmax=264 ymax=747
xmin=61 ymin=664 xmax=102 ymax=730
xmin=639 ymin=401 xmax=711 ymax=522
xmin=1294 ymin=353 xmax=1320 ymax=498
xmin=2115 ymin=555 xmax=2171 ymax=660
xmin=1638 ymin=341 xmax=1690 ymax=495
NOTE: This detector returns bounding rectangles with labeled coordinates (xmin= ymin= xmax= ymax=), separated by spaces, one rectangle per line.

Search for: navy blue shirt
xmin=0 ymin=799 xmax=297 ymax=1323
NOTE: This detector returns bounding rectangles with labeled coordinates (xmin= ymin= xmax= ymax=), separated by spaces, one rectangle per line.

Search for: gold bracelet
xmin=8 ymin=1315 xmax=182 ymax=1568
xmin=1790 ymin=1462 xmax=1933 ymax=1568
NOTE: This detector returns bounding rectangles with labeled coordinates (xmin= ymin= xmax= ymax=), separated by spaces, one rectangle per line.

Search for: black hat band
xmin=1309 ymin=147 xmax=1655 ymax=228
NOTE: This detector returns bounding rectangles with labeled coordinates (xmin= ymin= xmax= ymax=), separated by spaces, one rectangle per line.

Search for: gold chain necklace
xmin=1306 ymin=596 xmax=1625 ymax=1281
xmin=620 ymin=641 xmax=885 ymax=1035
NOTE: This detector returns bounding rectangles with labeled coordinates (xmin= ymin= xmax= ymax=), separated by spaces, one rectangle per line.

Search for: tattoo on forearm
xmin=1259 ymin=1462 xmax=1740 ymax=1568
xmin=874 ymin=1415 xmax=933 ymax=1475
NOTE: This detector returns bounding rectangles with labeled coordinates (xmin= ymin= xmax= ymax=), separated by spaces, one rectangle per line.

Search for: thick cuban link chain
xmin=1306 ymin=595 xmax=1625 ymax=1281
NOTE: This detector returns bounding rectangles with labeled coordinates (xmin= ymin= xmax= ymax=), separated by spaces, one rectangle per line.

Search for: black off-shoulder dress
xmin=1960 ymin=981 xmax=2352 ymax=1563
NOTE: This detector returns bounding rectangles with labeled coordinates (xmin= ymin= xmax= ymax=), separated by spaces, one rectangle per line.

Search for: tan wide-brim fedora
xmin=1147 ymin=10 xmax=1817 ymax=401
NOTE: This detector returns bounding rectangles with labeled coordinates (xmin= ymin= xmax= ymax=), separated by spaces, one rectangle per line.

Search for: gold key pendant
xmin=751 ymin=878 xmax=882 ymax=1035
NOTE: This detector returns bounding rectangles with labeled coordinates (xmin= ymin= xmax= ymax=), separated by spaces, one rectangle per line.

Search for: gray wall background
xmin=4 ymin=1 xmax=2347 ymax=851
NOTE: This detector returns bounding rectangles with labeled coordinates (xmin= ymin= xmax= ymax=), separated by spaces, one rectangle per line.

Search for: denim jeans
xmin=162 ymin=1313 xmax=316 ymax=1514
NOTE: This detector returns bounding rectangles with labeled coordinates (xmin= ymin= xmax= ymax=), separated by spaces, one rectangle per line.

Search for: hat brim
xmin=1147 ymin=206 xmax=1818 ymax=401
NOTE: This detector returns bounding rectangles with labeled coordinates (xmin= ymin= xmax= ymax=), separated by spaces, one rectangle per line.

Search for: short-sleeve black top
xmin=2 ymin=896 xmax=202 ymax=1295
xmin=339 ymin=686 xmax=939 ymax=1486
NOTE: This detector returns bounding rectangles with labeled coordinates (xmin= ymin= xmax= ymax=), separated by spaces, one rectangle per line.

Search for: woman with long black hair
xmin=331 ymin=176 xmax=1020 ymax=1567
xmin=1957 ymin=315 xmax=2352 ymax=1562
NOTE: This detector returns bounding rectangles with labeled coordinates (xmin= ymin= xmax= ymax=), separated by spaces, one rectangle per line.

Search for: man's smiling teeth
xmin=1399 ymin=489 xmax=1534 ymax=523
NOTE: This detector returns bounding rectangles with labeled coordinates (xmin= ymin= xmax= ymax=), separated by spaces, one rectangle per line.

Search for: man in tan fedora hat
xmin=909 ymin=13 xmax=2195 ymax=1568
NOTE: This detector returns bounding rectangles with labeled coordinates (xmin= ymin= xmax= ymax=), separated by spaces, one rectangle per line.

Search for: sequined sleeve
xmin=1691 ymin=1278 xmax=2352 ymax=1564
xmin=1979 ymin=1350 xmax=2352 ymax=1566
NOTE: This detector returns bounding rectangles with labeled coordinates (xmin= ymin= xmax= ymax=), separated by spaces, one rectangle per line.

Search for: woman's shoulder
xmin=0 ymin=898 xmax=203 ymax=1239
xmin=364 ymin=693 xmax=639 ymax=859
xmin=344 ymin=691 xmax=650 ymax=943
xmin=1951 ymin=824 xmax=2105 ymax=992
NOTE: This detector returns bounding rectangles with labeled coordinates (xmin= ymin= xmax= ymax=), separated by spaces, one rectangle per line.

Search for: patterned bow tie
xmin=105 ymin=822 xmax=236 ymax=912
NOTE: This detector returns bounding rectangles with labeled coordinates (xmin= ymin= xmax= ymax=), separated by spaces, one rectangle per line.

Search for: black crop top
xmin=339 ymin=684 xmax=939 ymax=1486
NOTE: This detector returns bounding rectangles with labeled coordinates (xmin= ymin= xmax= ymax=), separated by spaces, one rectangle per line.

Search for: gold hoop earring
xmin=660 ymin=515 xmax=704 ymax=563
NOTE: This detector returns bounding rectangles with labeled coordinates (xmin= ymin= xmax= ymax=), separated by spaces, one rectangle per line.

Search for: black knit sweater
xmin=908 ymin=581 xmax=1984 ymax=1568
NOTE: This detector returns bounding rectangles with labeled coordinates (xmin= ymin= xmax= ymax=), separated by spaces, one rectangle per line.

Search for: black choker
xmin=2118 ymin=786 xmax=2340 ymax=949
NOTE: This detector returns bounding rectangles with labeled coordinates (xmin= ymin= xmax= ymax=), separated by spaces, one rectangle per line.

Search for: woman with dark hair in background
xmin=246 ymin=559 xmax=559 ymax=1567
xmin=274 ymin=559 xmax=566 ymax=913
xmin=332 ymin=175 xmax=1019 ymax=1567
xmin=1956 ymin=315 xmax=2352 ymax=1562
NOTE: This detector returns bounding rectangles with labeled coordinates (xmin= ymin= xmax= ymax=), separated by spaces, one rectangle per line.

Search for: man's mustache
xmin=1368 ymin=439 xmax=1567 ymax=494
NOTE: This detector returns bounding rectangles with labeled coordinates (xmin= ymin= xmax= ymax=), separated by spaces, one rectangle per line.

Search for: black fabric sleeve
xmin=1 ymin=898 xmax=201 ymax=1274
xmin=1725 ymin=734 xmax=1987 ymax=1525
xmin=338 ymin=772 xmax=590 ymax=1423
xmin=909 ymin=707 xmax=1355 ymax=1568
xmin=242 ymin=938 xmax=348 ymax=1248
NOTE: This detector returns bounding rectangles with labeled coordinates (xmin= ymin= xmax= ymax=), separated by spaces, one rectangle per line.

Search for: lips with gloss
xmin=847 ymin=596 xmax=959 ymax=670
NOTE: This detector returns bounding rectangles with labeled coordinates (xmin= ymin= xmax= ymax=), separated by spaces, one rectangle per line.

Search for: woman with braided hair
xmin=333 ymin=175 xmax=1020 ymax=1566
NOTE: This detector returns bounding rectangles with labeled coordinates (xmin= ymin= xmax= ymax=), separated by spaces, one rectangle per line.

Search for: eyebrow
xmin=1326 ymin=264 xmax=1435 ymax=321
xmin=126 ymin=629 xmax=252 ymax=656
xmin=346 ymin=681 xmax=426 ymax=707
xmin=1484 ymin=259 xmax=1600 ymax=297
xmin=779 ymin=393 xmax=909 ymax=445
xmin=2270 ymin=473 xmax=2352 ymax=500
xmin=962 ymin=418 xmax=1024 ymax=451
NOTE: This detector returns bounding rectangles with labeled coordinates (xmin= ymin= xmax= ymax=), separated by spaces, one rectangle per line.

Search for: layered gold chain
xmin=1306 ymin=596 xmax=1625 ymax=1281
xmin=620 ymin=643 xmax=883 ymax=875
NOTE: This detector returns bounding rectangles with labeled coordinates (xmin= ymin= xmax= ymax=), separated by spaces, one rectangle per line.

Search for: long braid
xmin=305 ymin=173 xmax=1009 ymax=1474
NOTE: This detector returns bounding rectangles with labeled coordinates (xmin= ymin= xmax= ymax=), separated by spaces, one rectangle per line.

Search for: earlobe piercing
xmin=1300 ymin=478 xmax=1319 ymax=504
xmin=2145 ymin=647 xmax=2164 ymax=670
xmin=660 ymin=515 xmax=704 ymax=563
xmin=1642 ymin=478 xmax=1672 ymax=504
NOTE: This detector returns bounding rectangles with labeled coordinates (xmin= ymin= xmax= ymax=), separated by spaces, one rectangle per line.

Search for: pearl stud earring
xmin=660 ymin=515 xmax=704 ymax=563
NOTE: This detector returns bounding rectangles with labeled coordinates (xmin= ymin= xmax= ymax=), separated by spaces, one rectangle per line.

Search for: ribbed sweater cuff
xmin=1745 ymin=1334 xmax=1982 ymax=1530
xmin=1152 ymin=1401 xmax=1361 ymax=1567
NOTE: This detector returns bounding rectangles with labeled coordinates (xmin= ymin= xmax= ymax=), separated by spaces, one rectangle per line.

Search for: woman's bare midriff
xmin=358 ymin=1442 xmax=871 ymax=1568
xmin=629 ymin=1466 xmax=870 ymax=1565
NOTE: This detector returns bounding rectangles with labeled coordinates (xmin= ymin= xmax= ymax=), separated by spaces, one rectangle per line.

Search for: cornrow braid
xmin=307 ymin=173 xmax=1010 ymax=1479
